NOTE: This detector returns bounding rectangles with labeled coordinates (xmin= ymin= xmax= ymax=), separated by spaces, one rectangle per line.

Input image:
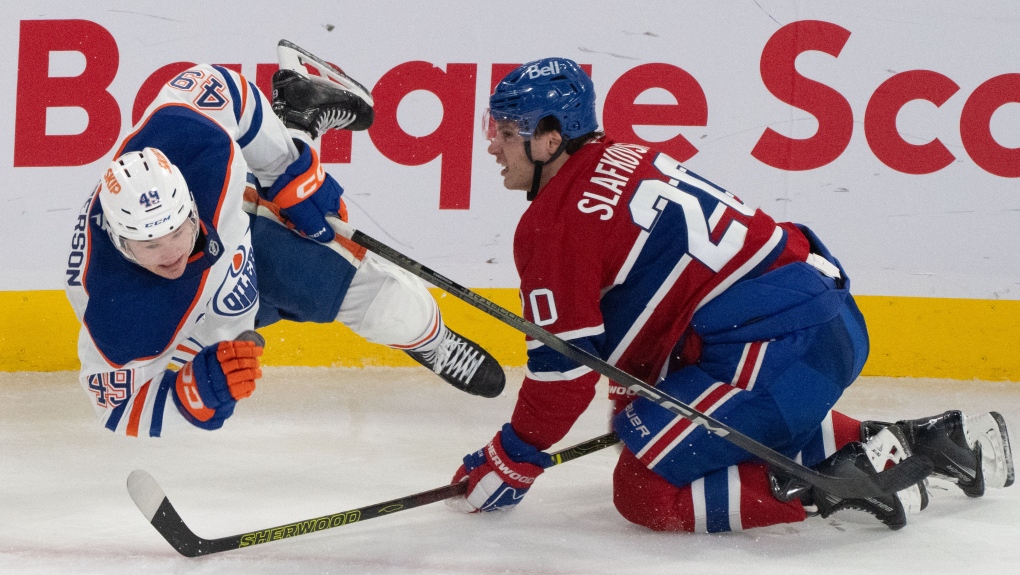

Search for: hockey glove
xmin=169 ymin=339 xmax=263 ymax=430
xmin=449 ymin=423 xmax=553 ymax=513
xmin=266 ymin=139 xmax=343 ymax=243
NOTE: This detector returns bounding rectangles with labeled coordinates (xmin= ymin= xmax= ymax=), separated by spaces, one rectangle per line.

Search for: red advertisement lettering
xmin=15 ymin=19 xmax=121 ymax=167
xmin=370 ymin=62 xmax=477 ymax=209
xmin=13 ymin=18 xmax=1020 ymax=196
xmin=960 ymin=73 xmax=1020 ymax=178
xmin=752 ymin=20 xmax=853 ymax=171
xmin=603 ymin=63 xmax=708 ymax=163
xmin=865 ymin=70 xmax=959 ymax=174
xmin=254 ymin=63 xmax=353 ymax=164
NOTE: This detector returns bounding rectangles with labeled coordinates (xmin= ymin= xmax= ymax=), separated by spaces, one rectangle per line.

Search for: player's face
xmin=486 ymin=120 xmax=565 ymax=192
xmin=124 ymin=218 xmax=198 ymax=280
xmin=486 ymin=120 xmax=533 ymax=191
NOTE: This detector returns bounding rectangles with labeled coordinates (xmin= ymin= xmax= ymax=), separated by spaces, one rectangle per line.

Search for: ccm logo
xmin=145 ymin=214 xmax=172 ymax=228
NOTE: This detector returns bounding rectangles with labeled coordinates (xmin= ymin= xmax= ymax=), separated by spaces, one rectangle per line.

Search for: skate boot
xmin=406 ymin=328 xmax=506 ymax=398
xmin=862 ymin=410 xmax=1014 ymax=497
xmin=272 ymin=69 xmax=374 ymax=136
xmin=272 ymin=40 xmax=374 ymax=137
xmin=769 ymin=427 xmax=928 ymax=530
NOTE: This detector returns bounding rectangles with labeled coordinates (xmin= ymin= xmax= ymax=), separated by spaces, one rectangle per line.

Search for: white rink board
xmin=2 ymin=1 xmax=1019 ymax=298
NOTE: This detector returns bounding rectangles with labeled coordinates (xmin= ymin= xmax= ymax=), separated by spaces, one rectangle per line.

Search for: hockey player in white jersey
xmin=64 ymin=41 xmax=505 ymax=438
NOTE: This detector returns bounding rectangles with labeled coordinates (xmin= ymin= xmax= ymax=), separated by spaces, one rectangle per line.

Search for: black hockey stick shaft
xmin=349 ymin=230 xmax=932 ymax=499
xmin=129 ymin=432 xmax=621 ymax=557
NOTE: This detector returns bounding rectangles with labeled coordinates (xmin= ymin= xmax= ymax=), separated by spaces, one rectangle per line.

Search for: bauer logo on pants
xmin=213 ymin=245 xmax=258 ymax=317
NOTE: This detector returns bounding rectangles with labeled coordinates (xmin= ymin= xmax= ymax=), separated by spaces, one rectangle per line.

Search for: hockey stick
xmin=128 ymin=432 xmax=620 ymax=557
xmin=346 ymin=229 xmax=933 ymax=500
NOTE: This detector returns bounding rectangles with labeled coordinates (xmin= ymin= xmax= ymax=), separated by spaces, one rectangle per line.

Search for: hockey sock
xmin=832 ymin=410 xmax=864 ymax=449
xmin=612 ymin=448 xmax=806 ymax=532
xmin=401 ymin=316 xmax=447 ymax=356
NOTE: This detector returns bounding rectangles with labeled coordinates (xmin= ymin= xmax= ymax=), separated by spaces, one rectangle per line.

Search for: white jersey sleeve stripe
xmin=693 ymin=227 xmax=784 ymax=313
xmin=525 ymin=364 xmax=593 ymax=382
xmin=236 ymin=81 xmax=265 ymax=149
xmin=608 ymin=254 xmax=694 ymax=365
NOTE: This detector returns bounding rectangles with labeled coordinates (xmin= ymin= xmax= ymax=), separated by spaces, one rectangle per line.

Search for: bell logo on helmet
xmin=525 ymin=60 xmax=562 ymax=79
xmin=490 ymin=57 xmax=599 ymax=140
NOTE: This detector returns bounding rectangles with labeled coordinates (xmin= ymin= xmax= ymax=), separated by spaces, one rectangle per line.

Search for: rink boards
xmin=2 ymin=289 xmax=1019 ymax=381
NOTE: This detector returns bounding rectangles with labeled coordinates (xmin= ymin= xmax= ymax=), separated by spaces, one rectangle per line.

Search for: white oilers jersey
xmin=65 ymin=64 xmax=299 ymax=437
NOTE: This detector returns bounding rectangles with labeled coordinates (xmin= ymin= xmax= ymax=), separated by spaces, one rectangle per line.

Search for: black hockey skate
xmin=862 ymin=410 xmax=1015 ymax=497
xmin=406 ymin=328 xmax=506 ymax=398
xmin=272 ymin=68 xmax=374 ymax=137
xmin=770 ymin=427 xmax=928 ymax=530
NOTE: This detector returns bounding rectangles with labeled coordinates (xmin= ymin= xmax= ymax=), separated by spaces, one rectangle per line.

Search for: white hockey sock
xmin=335 ymin=254 xmax=445 ymax=349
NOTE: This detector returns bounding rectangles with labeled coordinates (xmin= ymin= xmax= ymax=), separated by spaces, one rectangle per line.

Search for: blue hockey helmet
xmin=486 ymin=57 xmax=598 ymax=141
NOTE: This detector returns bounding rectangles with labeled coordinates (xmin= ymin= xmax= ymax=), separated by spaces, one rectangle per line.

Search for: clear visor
xmin=482 ymin=108 xmax=497 ymax=140
xmin=111 ymin=206 xmax=199 ymax=265
xmin=482 ymin=108 xmax=529 ymax=141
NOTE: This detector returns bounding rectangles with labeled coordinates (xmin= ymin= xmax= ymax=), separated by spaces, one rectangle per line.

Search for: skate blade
xmin=965 ymin=411 xmax=1015 ymax=488
xmin=277 ymin=39 xmax=374 ymax=106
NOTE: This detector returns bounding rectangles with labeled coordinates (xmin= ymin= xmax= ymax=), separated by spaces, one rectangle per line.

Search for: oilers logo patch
xmin=213 ymin=245 xmax=258 ymax=317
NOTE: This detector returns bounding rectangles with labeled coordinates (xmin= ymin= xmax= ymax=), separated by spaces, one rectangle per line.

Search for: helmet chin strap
xmin=523 ymin=139 xmax=566 ymax=201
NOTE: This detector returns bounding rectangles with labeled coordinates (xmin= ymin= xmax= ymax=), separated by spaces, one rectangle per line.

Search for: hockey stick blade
xmin=345 ymin=229 xmax=933 ymax=500
xmin=811 ymin=453 xmax=933 ymax=500
xmin=128 ymin=433 xmax=620 ymax=557
xmin=277 ymin=39 xmax=374 ymax=106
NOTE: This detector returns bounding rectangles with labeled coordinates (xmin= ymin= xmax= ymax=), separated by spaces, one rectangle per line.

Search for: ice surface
xmin=1 ymin=368 xmax=1017 ymax=574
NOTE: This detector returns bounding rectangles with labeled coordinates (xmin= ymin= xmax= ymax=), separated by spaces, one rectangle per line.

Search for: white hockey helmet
xmin=98 ymin=147 xmax=199 ymax=262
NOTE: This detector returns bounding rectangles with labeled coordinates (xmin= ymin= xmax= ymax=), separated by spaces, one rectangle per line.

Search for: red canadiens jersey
xmin=509 ymin=138 xmax=809 ymax=449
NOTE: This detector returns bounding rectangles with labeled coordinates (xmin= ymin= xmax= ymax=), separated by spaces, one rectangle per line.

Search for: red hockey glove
xmin=448 ymin=423 xmax=553 ymax=513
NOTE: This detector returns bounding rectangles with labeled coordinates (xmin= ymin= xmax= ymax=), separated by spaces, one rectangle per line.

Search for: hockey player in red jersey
xmin=447 ymin=57 xmax=1013 ymax=531
xmin=64 ymin=41 xmax=505 ymax=439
